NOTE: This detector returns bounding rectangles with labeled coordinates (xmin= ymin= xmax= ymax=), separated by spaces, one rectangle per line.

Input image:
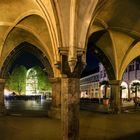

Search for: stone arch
xmin=87 ymin=30 xmax=116 ymax=80
xmin=1 ymin=14 xmax=55 ymax=66
xmin=1 ymin=11 xmax=45 ymax=54
xmin=35 ymin=0 xmax=62 ymax=63
xmin=1 ymin=12 xmax=60 ymax=69
xmin=85 ymin=0 xmax=108 ymax=50
xmin=0 ymin=42 xmax=54 ymax=79
xmin=119 ymin=42 xmax=140 ymax=79
xmin=129 ymin=80 xmax=140 ymax=98
xmin=26 ymin=68 xmax=38 ymax=95
xmin=130 ymin=80 xmax=140 ymax=87
xmin=121 ymin=81 xmax=129 ymax=87
xmin=121 ymin=81 xmax=128 ymax=98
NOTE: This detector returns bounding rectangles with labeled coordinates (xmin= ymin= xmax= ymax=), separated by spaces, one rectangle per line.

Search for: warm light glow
xmin=100 ymin=85 xmax=110 ymax=98
xmin=4 ymin=88 xmax=11 ymax=96
xmin=121 ymin=81 xmax=128 ymax=98
xmin=130 ymin=80 xmax=140 ymax=97
xmin=26 ymin=68 xmax=38 ymax=95
xmin=81 ymin=91 xmax=88 ymax=98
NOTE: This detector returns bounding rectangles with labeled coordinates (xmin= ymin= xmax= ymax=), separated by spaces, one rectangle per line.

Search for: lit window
xmin=136 ymin=62 xmax=140 ymax=70
xmin=129 ymin=62 xmax=134 ymax=71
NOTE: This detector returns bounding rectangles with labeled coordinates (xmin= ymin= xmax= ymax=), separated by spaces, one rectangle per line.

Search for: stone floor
xmin=0 ymin=110 xmax=140 ymax=140
xmin=80 ymin=111 xmax=140 ymax=140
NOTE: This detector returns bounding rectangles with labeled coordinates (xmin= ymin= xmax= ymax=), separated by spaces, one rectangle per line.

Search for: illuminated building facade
xmin=80 ymin=60 xmax=140 ymax=99
xmin=122 ymin=60 xmax=140 ymax=98
xmin=0 ymin=1 xmax=140 ymax=139
xmin=26 ymin=68 xmax=38 ymax=95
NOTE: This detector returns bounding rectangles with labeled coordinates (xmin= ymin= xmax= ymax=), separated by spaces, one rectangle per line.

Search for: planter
xmin=103 ymin=98 xmax=109 ymax=105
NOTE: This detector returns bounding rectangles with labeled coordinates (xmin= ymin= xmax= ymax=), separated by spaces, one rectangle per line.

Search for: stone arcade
xmin=0 ymin=0 xmax=140 ymax=140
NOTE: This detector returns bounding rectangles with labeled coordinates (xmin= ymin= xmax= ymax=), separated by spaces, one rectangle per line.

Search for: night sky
xmin=81 ymin=46 xmax=99 ymax=77
xmin=10 ymin=52 xmax=44 ymax=73
xmin=85 ymin=49 xmax=99 ymax=71
xmin=10 ymin=48 xmax=99 ymax=76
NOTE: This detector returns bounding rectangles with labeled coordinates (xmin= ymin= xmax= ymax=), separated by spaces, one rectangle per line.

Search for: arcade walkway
xmin=0 ymin=111 xmax=140 ymax=140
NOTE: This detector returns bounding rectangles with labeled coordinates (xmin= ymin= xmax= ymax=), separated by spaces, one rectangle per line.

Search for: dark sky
xmin=85 ymin=50 xmax=99 ymax=71
xmin=81 ymin=47 xmax=99 ymax=77
xmin=10 ymin=48 xmax=99 ymax=76
xmin=10 ymin=52 xmax=43 ymax=73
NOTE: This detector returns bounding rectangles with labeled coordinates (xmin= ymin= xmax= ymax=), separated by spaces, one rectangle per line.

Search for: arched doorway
xmin=130 ymin=80 xmax=140 ymax=98
xmin=1 ymin=42 xmax=54 ymax=115
xmin=120 ymin=81 xmax=128 ymax=99
xmin=87 ymin=30 xmax=116 ymax=80
xmin=26 ymin=68 xmax=38 ymax=95
xmin=121 ymin=57 xmax=140 ymax=108
xmin=80 ymin=30 xmax=116 ymax=110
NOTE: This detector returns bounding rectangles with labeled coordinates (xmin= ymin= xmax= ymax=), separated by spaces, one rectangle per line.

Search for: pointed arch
xmin=87 ymin=30 xmax=116 ymax=80
xmin=119 ymin=42 xmax=140 ymax=79
xmin=0 ymin=42 xmax=54 ymax=79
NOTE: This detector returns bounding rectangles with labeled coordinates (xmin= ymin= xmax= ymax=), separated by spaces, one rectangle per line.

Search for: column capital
xmin=49 ymin=77 xmax=61 ymax=83
xmin=61 ymin=55 xmax=85 ymax=78
xmin=58 ymin=47 xmax=85 ymax=56
xmin=109 ymin=80 xmax=121 ymax=85
xmin=59 ymin=47 xmax=68 ymax=55
xmin=0 ymin=79 xmax=5 ymax=84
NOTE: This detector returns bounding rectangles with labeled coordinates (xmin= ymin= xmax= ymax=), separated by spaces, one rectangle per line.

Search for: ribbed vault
xmin=88 ymin=30 xmax=116 ymax=80
xmin=0 ymin=42 xmax=54 ymax=78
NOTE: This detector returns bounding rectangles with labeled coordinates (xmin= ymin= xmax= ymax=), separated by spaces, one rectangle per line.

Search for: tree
xmin=120 ymin=85 xmax=126 ymax=105
xmin=131 ymin=82 xmax=140 ymax=99
xmin=26 ymin=68 xmax=38 ymax=94
xmin=100 ymin=80 xmax=109 ymax=105
xmin=33 ymin=66 xmax=51 ymax=92
xmin=6 ymin=65 xmax=27 ymax=95
xmin=100 ymin=80 xmax=109 ymax=99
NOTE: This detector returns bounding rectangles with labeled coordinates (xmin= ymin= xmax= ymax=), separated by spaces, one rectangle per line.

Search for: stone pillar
xmin=0 ymin=79 xmax=6 ymax=115
xmin=61 ymin=77 xmax=80 ymax=140
xmin=109 ymin=80 xmax=121 ymax=114
xmin=98 ymin=85 xmax=102 ymax=104
xmin=48 ymin=77 xmax=61 ymax=119
xmin=58 ymin=51 xmax=84 ymax=140
xmin=128 ymin=85 xmax=131 ymax=99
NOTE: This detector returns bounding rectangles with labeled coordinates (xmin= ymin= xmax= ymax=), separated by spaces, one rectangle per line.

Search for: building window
xmin=100 ymin=71 xmax=103 ymax=78
xmin=26 ymin=68 xmax=38 ymax=95
xmin=104 ymin=72 xmax=106 ymax=77
xmin=136 ymin=62 xmax=140 ymax=70
xmin=129 ymin=63 xmax=134 ymax=71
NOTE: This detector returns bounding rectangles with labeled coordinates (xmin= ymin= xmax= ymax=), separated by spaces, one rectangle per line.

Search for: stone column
xmin=59 ymin=50 xmax=84 ymax=140
xmin=61 ymin=77 xmax=80 ymax=140
xmin=128 ymin=85 xmax=131 ymax=99
xmin=98 ymin=85 xmax=102 ymax=104
xmin=48 ymin=77 xmax=61 ymax=119
xmin=109 ymin=80 xmax=121 ymax=114
xmin=0 ymin=79 xmax=6 ymax=115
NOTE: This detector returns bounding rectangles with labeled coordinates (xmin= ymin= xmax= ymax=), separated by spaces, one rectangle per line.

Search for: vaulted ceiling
xmin=89 ymin=0 xmax=140 ymax=79
xmin=94 ymin=0 xmax=140 ymax=38
xmin=0 ymin=0 xmax=140 ymax=79
xmin=0 ymin=0 xmax=58 ymax=76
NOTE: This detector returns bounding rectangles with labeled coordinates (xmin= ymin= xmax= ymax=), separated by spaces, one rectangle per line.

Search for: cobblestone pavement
xmin=80 ymin=111 xmax=140 ymax=140
xmin=0 ymin=110 xmax=140 ymax=140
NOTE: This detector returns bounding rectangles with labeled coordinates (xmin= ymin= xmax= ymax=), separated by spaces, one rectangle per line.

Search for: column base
xmin=109 ymin=103 xmax=121 ymax=114
xmin=0 ymin=105 xmax=7 ymax=116
xmin=48 ymin=107 xmax=61 ymax=119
